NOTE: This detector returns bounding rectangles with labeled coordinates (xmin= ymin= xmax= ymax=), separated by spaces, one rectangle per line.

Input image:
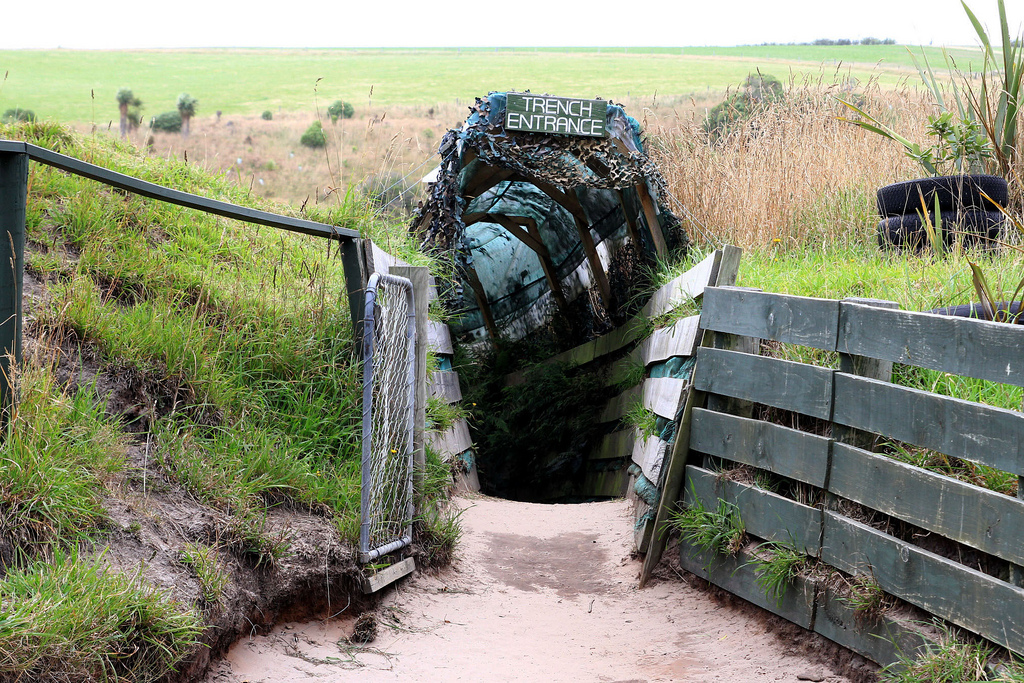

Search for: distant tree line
xmin=757 ymin=38 xmax=898 ymax=46
xmin=811 ymin=37 xmax=897 ymax=45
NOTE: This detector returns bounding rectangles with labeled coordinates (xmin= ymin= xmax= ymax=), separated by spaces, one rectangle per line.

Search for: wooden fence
xmin=657 ymin=285 xmax=1024 ymax=666
xmin=498 ymin=247 xmax=740 ymax=515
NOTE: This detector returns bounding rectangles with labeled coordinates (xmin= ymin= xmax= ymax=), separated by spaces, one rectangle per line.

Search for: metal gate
xmin=360 ymin=272 xmax=416 ymax=563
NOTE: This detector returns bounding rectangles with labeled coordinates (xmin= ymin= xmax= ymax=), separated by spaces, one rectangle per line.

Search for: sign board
xmin=505 ymin=93 xmax=607 ymax=138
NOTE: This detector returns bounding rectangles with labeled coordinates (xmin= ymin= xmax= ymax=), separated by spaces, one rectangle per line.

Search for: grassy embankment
xmin=0 ymin=120 xmax=456 ymax=681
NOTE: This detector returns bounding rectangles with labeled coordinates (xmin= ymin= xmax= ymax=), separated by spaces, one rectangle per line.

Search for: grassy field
xmin=0 ymin=45 xmax=957 ymax=123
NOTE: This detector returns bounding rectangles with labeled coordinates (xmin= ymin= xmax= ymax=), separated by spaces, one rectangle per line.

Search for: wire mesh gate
xmin=360 ymin=273 xmax=416 ymax=563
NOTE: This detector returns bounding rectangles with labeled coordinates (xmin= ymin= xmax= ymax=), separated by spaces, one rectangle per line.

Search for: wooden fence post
xmin=834 ymin=298 xmax=900 ymax=452
xmin=638 ymin=246 xmax=743 ymax=588
xmin=0 ymin=151 xmax=27 ymax=424
xmin=393 ymin=266 xmax=428 ymax=506
xmin=340 ymin=238 xmax=366 ymax=355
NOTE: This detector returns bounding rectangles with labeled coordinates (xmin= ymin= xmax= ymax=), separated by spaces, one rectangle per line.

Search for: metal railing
xmin=0 ymin=139 xmax=366 ymax=419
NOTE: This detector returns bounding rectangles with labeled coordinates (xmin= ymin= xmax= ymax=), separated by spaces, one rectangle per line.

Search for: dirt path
xmin=205 ymin=495 xmax=870 ymax=682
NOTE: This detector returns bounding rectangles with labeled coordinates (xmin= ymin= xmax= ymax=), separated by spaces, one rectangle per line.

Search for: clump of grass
xmin=0 ymin=548 xmax=203 ymax=681
xmin=179 ymin=542 xmax=230 ymax=604
xmin=426 ymin=395 xmax=469 ymax=434
xmin=668 ymin=494 xmax=745 ymax=557
xmin=748 ymin=541 xmax=806 ymax=604
xmin=623 ymin=400 xmax=659 ymax=440
xmin=842 ymin=574 xmax=892 ymax=618
xmin=0 ymin=364 xmax=125 ymax=563
xmin=881 ymin=623 xmax=992 ymax=683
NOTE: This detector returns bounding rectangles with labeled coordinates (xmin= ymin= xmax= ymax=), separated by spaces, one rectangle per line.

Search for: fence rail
xmin=669 ymin=285 xmax=1024 ymax=667
xmin=0 ymin=138 xmax=367 ymax=421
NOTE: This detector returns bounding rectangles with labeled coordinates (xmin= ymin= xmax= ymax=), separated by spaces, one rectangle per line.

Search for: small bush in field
xmin=151 ymin=111 xmax=182 ymax=133
xmin=300 ymin=120 xmax=326 ymax=148
xmin=327 ymin=100 xmax=354 ymax=122
xmin=261 ymin=110 xmax=273 ymax=120
xmin=704 ymin=73 xmax=785 ymax=141
xmin=3 ymin=108 xmax=37 ymax=123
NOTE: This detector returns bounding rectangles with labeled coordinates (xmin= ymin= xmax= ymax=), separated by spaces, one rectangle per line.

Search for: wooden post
xmin=638 ymin=246 xmax=743 ymax=588
xmin=834 ymin=298 xmax=900 ymax=452
xmin=0 ymin=152 xmax=27 ymax=424
xmin=392 ymin=266 xmax=429 ymax=503
xmin=1018 ymin=400 xmax=1024 ymax=588
xmin=616 ymin=189 xmax=644 ymax=251
xmin=464 ymin=266 xmax=501 ymax=343
xmin=569 ymin=189 xmax=613 ymax=309
xmin=635 ymin=183 xmax=668 ymax=259
xmin=340 ymin=238 xmax=366 ymax=355
xmin=483 ymin=213 xmax=570 ymax=317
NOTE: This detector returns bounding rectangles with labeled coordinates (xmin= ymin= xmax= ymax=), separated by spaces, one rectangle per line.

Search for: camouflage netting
xmin=414 ymin=91 xmax=687 ymax=347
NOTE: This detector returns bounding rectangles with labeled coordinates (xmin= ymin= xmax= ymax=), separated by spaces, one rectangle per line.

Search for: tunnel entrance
xmin=414 ymin=92 xmax=688 ymax=502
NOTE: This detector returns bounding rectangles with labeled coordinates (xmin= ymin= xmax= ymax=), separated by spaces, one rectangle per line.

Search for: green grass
xmin=178 ymin=543 xmax=230 ymax=604
xmin=0 ymin=46 xmax=943 ymax=123
xmin=0 ymin=364 xmax=126 ymax=563
xmin=0 ymin=119 xmax=445 ymax=678
xmin=0 ymin=549 xmax=204 ymax=681
xmin=748 ymin=541 xmax=806 ymax=606
xmin=668 ymin=493 xmax=745 ymax=558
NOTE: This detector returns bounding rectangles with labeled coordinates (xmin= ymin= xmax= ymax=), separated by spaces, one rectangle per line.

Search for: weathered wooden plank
xmin=689 ymin=408 xmax=830 ymax=488
xmin=635 ymin=182 xmax=668 ymax=258
xmin=544 ymin=318 xmax=645 ymax=369
xmin=591 ymin=429 xmax=634 ymax=461
xmin=639 ymin=246 xmax=743 ymax=589
xmin=694 ymin=347 xmax=834 ymax=420
xmin=822 ymin=511 xmax=1024 ymax=655
xmin=426 ymin=320 xmax=453 ymax=356
xmin=642 ymin=250 xmax=718 ymax=319
xmin=427 ymin=370 xmax=462 ymax=404
xmin=643 ymin=377 xmax=688 ymax=420
xmin=829 ymin=442 xmax=1024 ymax=566
xmin=840 ymin=303 xmax=1024 ymax=387
xmin=362 ymin=556 xmax=416 ymax=594
xmin=684 ymin=465 xmax=822 ymax=555
xmin=833 ymin=373 xmax=1024 ymax=475
xmin=632 ymin=434 xmax=668 ymax=483
xmin=364 ymin=239 xmax=411 ymax=276
xmin=704 ymin=315 xmax=760 ymax=419
xmin=582 ymin=467 xmax=631 ymax=498
xmin=427 ymin=419 xmax=472 ymax=459
xmin=639 ymin=314 xmax=701 ymax=366
xmin=678 ymin=540 xmax=818 ymax=629
xmin=835 ymin=298 xmax=900 ymax=452
xmin=702 ymin=288 xmax=840 ymax=351
xmin=633 ymin=497 xmax=654 ymax=552
xmin=599 ymin=385 xmax=642 ymax=423
xmin=814 ymin=588 xmax=929 ymax=668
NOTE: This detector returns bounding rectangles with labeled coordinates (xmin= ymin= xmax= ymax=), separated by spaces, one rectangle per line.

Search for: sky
xmin=2 ymin=0 xmax=1022 ymax=49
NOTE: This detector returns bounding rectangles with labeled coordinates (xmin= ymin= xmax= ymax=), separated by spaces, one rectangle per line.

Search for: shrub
xmin=359 ymin=172 xmax=418 ymax=213
xmin=2 ymin=108 xmax=37 ymax=123
xmin=150 ymin=111 xmax=182 ymax=133
xmin=299 ymin=120 xmax=326 ymax=148
xmin=704 ymin=73 xmax=784 ymax=141
xmin=261 ymin=110 xmax=273 ymax=121
xmin=327 ymin=99 xmax=354 ymax=123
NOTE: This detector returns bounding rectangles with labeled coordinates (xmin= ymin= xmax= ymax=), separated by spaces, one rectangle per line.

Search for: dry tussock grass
xmin=646 ymin=81 xmax=940 ymax=250
xmin=84 ymin=102 xmax=469 ymax=208
xmin=80 ymin=83 xmax=1022 ymax=253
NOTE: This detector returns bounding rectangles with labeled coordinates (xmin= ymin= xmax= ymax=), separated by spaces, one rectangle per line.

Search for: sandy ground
xmin=204 ymin=495 xmax=865 ymax=683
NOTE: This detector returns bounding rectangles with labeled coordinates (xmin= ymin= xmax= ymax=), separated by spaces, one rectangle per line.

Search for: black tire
xmin=876 ymin=175 xmax=1008 ymax=217
xmin=877 ymin=210 xmax=1004 ymax=251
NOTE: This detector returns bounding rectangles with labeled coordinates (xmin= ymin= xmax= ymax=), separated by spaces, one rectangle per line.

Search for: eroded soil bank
xmin=204 ymin=496 xmax=877 ymax=682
